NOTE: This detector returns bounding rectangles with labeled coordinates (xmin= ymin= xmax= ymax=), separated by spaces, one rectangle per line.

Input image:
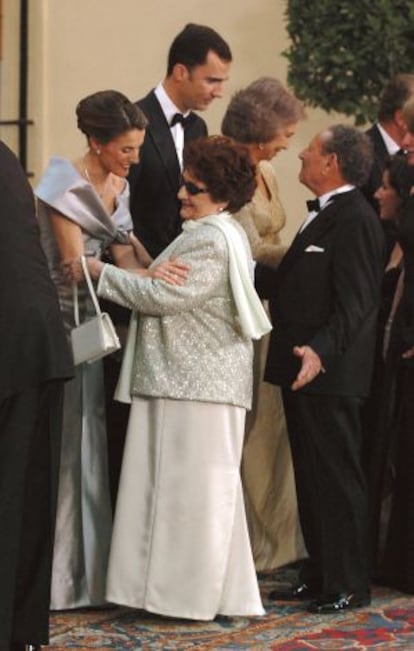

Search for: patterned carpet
xmin=49 ymin=569 xmax=414 ymax=650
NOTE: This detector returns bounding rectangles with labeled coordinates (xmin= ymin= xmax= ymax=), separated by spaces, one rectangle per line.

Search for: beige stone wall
xmin=0 ymin=0 xmax=20 ymax=154
xmin=0 ymin=0 xmax=351 ymax=242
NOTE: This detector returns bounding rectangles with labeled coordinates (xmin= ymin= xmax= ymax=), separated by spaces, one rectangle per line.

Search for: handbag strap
xmin=73 ymin=255 xmax=102 ymax=327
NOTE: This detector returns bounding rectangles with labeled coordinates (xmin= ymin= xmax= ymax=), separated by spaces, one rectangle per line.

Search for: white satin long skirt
xmin=106 ymin=397 xmax=264 ymax=620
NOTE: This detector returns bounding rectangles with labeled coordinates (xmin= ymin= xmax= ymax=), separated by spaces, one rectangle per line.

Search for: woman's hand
xmin=61 ymin=256 xmax=104 ymax=283
xmin=147 ymin=258 xmax=190 ymax=285
xmin=61 ymin=257 xmax=84 ymax=284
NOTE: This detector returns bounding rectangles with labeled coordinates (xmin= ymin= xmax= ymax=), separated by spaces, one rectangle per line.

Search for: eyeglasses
xmin=180 ymin=177 xmax=208 ymax=196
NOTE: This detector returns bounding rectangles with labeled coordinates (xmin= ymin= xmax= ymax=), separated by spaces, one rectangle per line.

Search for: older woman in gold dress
xmin=222 ymin=77 xmax=306 ymax=570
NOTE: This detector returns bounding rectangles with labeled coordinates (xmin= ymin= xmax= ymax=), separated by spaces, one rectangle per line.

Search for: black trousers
xmin=282 ymin=389 xmax=369 ymax=595
xmin=0 ymin=381 xmax=64 ymax=650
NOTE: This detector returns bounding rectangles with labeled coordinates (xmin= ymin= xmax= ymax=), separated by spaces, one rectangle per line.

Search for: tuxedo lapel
xmin=141 ymin=92 xmax=181 ymax=191
xmin=276 ymin=210 xmax=333 ymax=285
xmin=276 ymin=192 xmax=354 ymax=284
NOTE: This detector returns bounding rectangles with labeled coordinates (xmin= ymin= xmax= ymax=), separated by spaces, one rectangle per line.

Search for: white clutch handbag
xmin=70 ymin=256 xmax=121 ymax=366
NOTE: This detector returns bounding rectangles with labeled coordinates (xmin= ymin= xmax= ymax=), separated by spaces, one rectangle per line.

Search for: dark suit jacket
xmin=129 ymin=90 xmax=208 ymax=259
xmin=0 ymin=141 xmax=73 ymax=401
xmin=256 ymin=189 xmax=385 ymax=397
xmin=362 ymin=124 xmax=390 ymax=210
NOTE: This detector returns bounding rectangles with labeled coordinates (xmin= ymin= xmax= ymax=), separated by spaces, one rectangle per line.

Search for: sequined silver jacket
xmin=98 ymin=220 xmax=253 ymax=409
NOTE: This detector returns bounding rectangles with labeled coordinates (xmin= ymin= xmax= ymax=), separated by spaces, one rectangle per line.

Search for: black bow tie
xmin=170 ymin=112 xmax=192 ymax=128
xmin=306 ymin=198 xmax=320 ymax=213
xmin=396 ymin=148 xmax=406 ymax=156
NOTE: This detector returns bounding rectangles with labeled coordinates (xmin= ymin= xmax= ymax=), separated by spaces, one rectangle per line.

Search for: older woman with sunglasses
xmin=84 ymin=136 xmax=270 ymax=620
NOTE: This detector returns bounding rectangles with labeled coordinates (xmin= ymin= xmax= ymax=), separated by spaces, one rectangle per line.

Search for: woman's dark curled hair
xmin=183 ymin=136 xmax=257 ymax=213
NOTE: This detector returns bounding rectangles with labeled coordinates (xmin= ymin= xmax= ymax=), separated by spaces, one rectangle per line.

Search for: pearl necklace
xmin=83 ymin=162 xmax=109 ymax=198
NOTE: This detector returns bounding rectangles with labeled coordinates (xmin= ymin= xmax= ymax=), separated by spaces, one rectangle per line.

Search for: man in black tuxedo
xmin=363 ymin=73 xmax=414 ymax=254
xmin=104 ymin=24 xmax=232 ymax=502
xmin=259 ymin=126 xmax=385 ymax=613
xmin=0 ymin=142 xmax=73 ymax=650
xmin=129 ymin=23 xmax=232 ymax=258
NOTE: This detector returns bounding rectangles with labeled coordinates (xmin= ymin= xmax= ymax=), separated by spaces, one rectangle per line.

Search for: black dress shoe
xmin=268 ymin=582 xmax=319 ymax=601
xmin=308 ymin=590 xmax=371 ymax=614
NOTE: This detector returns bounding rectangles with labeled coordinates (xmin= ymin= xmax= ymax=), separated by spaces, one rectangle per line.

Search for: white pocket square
xmin=305 ymin=245 xmax=325 ymax=253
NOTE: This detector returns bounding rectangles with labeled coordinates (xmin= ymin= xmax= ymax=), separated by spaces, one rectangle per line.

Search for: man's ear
xmin=394 ymin=108 xmax=408 ymax=133
xmin=172 ymin=63 xmax=190 ymax=82
xmin=323 ymin=151 xmax=338 ymax=175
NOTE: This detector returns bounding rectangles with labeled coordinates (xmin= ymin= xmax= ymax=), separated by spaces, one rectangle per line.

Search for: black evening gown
xmin=379 ymin=194 xmax=414 ymax=593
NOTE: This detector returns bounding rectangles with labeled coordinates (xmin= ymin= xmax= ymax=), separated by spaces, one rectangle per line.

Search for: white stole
xmin=182 ymin=212 xmax=272 ymax=339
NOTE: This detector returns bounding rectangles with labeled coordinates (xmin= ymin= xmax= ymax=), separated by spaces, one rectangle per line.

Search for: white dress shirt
xmin=377 ymin=123 xmax=401 ymax=156
xmin=299 ymin=184 xmax=355 ymax=233
xmin=154 ymin=83 xmax=190 ymax=169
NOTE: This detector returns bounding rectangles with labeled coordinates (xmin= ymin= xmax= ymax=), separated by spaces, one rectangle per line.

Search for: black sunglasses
xmin=180 ymin=177 xmax=208 ymax=196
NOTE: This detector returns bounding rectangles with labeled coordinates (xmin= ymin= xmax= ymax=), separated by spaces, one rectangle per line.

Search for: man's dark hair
xmin=322 ymin=125 xmax=374 ymax=187
xmin=378 ymin=73 xmax=414 ymax=123
xmin=167 ymin=23 xmax=232 ymax=75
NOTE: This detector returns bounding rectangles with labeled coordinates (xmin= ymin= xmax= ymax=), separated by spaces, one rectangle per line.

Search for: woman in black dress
xmin=364 ymin=156 xmax=412 ymax=569
xmin=376 ymin=152 xmax=414 ymax=592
